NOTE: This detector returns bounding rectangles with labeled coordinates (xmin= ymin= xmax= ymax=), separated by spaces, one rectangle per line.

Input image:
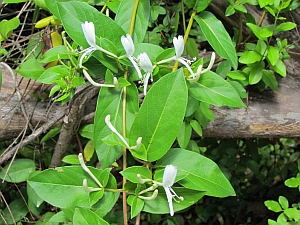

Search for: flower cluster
xmin=79 ymin=21 xmax=215 ymax=93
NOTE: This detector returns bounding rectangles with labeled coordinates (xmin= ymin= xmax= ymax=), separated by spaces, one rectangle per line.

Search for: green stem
xmin=122 ymin=1 xmax=140 ymax=224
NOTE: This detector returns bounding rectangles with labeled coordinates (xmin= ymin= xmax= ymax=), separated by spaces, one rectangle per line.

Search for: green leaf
xmin=189 ymin=71 xmax=246 ymax=108
xmin=265 ymin=200 xmax=282 ymax=212
xmin=284 ymin=208 xmax=300 ymax=220
xmin=239 ymin=51 xmax=262 ymax=64
xmin=272 ymin=59 xmax=286 ymax=77
xmin=73 ymin=208 xmax=109 ymax=225
xmin=94 ymin=73 xmax=139 ymax=168
xmin=129 ymin=69 xmax=188 ymax=162
xmin=3 ymin=0 xmax=27 ymax=2
xmin=92 ymin=173 xmax=119 ymax=217
xmin=186 ymin=38 xmax=198 ymax=58
xmin=0 ymin=199 xmax=28 ymax=224
xmin=84 ymin=140 xmax=95 ymax=162
xmin=129 ymin=196 xmax=144 ymax=218
xmin=229 ymin=80 xmax=247 ymax=98
xmin=62 ymin=154 xmax=80 ymax=164
xmin=227 ymin=70 xmax=246 ymax=80
xmin=190 ymin=120 xmax=203 ymax=136
xmin=199 ymin=102 xmax=214 ymax=121
xmin=177 ymin=122 xmax=192 ymax=149
xmin=267 ymin=46 xmax=279 ymax=66
xmin=56 ymin=1 xmax=125 ymax=51
xmin=16 ymin=58 xmax=45 ymax=80
xmin=225 ymin=5 xmax=235 ymax=16
xmin=194 ymin=12 xmax=238 ymax=69
xmin=143 ymin=187 xmax=205 ymax=214
xmin=121 ymin=166 xmax=152 ymax=183
xmin=27 ymin=182 xmax=44 ymax=216
xmin=115 ymin=0 xmax=150 ymax=43
xmin=249 ymin=62 xmax=263 ymax=84
xmin=40 ymin=45 xmax=69 ymax=63
xmin=45 ymin=211 xmax=70 ymax=224
xmin=0 ymin=159 xmax=36 ymax=182
xmin=278 ymin=196 xmax=289 ymax=210
xmin=157 ymin=148 xmax=236 ymax=197
xmin=275 ymin=22 xmax=296 ymax=32
xmin=246 ymin=23 xmax=273 ymax=40
xmin=262 ymin=70 xmax=278 ymax=90
xmin=28 ymin=166 xmax=109 ymax=208
xmin=79 ymin=124 xmax=94 ymax=140
xmin=285 ymin=177 xmax=300 ymax=188
xmin=0 ymin=17 xmax=20 ymax=40
xmin=40 ymin=125 xmax=62 ymax=143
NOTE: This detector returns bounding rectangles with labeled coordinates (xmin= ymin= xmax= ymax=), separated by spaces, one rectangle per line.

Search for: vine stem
xmin=122 ymin=1 xmax=140 ymax=224
xmin=172 ymin=10 xmax=196 ymax=71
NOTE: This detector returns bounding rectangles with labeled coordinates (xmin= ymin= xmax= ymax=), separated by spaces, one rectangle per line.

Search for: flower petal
xmin=164 ymin=187 xmax=174 ymax=216
xmin=173 ymin=35 xmax=184 ymax=59
xmin=81 ymin=21 xmax=97 ymax=48
xmin=138 ymin=52 xmax=153 ymax=73
xmin=121 ymin=34 xmax=134 ymax=56
xmin=162 ymin=165 xmax=177 ymax=187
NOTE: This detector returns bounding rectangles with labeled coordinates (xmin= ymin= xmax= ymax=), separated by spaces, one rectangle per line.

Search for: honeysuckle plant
xmin=17 ymin=0 xmax=296 ymax=224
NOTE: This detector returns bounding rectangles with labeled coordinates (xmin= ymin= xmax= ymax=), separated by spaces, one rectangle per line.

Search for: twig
xmin=0 ymin=113 xmax=65 ymax=165
xmin=49 ymin=85 xmax=99 ymax=168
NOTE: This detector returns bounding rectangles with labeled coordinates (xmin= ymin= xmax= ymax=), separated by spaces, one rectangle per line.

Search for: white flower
xmin=120 ymin=34 xmax=143 ymax=79
xmin=162 ymin=165 xmax=184 ymax=216
xmin=81 ymin=21 xmax=97 ymax=48
xmin=173 ymin=36 xmax=184 ymax=59
xmin=137 ymin=52 xmax=154 ymax=95
xmin=79 ymin=21 xmax=117 ymax=68
xmin=121 ymin=34 xmax=134 ymax=56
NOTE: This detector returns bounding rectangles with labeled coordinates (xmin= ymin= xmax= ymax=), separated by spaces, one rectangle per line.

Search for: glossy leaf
xmin=84 ymin=140 xmax=95 ymax=161
xmin=121 ymin=166 xmax=152 ymax=183
xmin=40 ymin=45 xmax=69 ymax=63
xmin=246 ymin=23 xmax=273 ymax=41
xmin=73 ymin=208 xmax=109 ymax=225
xmin=262 ymin=70 xmax=278 ymax=90
xmin=40 ymin=125 xmax=62 ymax=143
xmin=275 ymin=22 xmax=296 ymax=32
xmin=227 ymin=70 xmax=246 ymax=80
xmin=127 ymin=196 xmax=144 ymax=218
xmin=62 ymin=154 xmax=80 ymax=165
xmin=249 ymin=62 xmax=263 ymax=84
xmin=28 ymin=166 xmax=110 ymax=208
xmin=239 ymin=51 xmax=262 ymax=64
xmin=177 ymin=122 xmax=192 ymax=149
xmin=265 ymin=200 xmax=282 ymax=212
xmin=190 ymin=120 xmax=202 ymax=136
xmin=0 ymin=199 xmax=28 ymax=224
xmin=157 ymin=148 xmax=236 ymax=197
xmin=194 ymin=12 xmax=237 ymax=69
xmin=115 ymin=0 xmax=150 ymax=43
xmin=278 ymin=196 xmax=289 ymax=210
xmin=189 ymin=71 xmax=246 ymax=108
xmin=0 ymin=159 xmax=36 ymax=182
xmin=79 ymin=124 xmax=94 ymax=140
xmin=129 ymin=69 xmax=188 ymax=162
xmin=272 ymin=59 xmax=286 ymax=77
xmin=37 ymin=66 xmax=69 ymax=84
xmin=267 ymin=45 xmax=279 ymax=66
xmin=16 ymin=58 xmax=45 ymax=80
xmin=143 ymin=187 xmax=205 ymax=214
xmin=56 ymin=1 xmax=125 ymax=51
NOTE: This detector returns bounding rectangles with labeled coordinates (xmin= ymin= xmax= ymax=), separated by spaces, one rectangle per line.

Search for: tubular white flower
xmin=78 ymin=153 xmax=103 ymax=188
xmin=120 ymin=34 xmax=143 ymax=79
xmin=80 ymin=21 xmax=117 ymax=67
xmin=81 ymin=21 xmax=97 ymax=48
xmin=138 ymin=52 xmax=153 ymax=73
xmin=138 ymin=52 xmax=153 ymax=95
xmin=82 ymin=69 xmax=115 ymax=87
xmin=139 ymin=189 xmax=158 ymax=200
xmin=105 ymin=115 xmax=130 ymax=149
xmin=162 ymin=165 xmax=184 ymax=216
xmin=173 ymin=35 xmax=184 ymax=59
xmin=121 ymin=34 xmax=134 ymax=56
